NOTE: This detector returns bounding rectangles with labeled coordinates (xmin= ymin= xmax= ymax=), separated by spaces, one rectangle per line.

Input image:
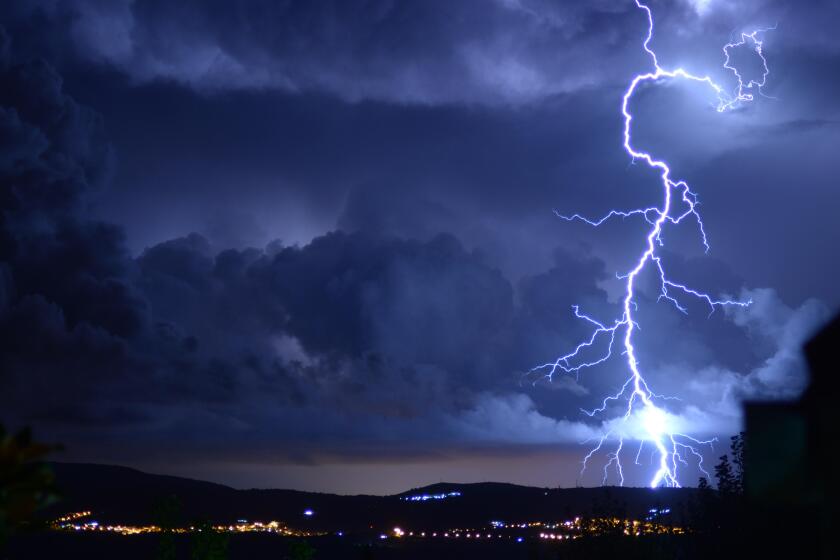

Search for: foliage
xmin=153 ymin=494 xmax=183 ymax=530
xmin=713 ymin=454 xmax=735 ymax=495
xmin=287 ymin=538 xmax=316 ymax=560
xmin=730 ymin=431 xmax=745 ymax=494
xmin=0 ymin=425 xmax=59 ymax=549
xmin=153 ymin=495 xmax=183 ymax=560
xmin=191 ymin=521 xmax=229 ymax=560
xmin=690 ymin=476 xmax=715 ymax=536
xmin=693 ymin=432 xmax=752 ymax=557
xmin=713 ymin=431 xmax=746 ymax=496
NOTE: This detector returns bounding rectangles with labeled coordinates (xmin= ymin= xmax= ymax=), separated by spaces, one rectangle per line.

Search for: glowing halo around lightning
xmin=531 ymin=1 xmax=774 ymax=488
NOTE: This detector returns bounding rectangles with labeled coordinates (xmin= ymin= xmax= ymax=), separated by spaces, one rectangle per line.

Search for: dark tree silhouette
xmin=689 ymin=475 xmax=716 ymax=539
xmin=730 ymin=431 xmax=745 ymax=494
xmin=714 ymin=454 xmax=735 ymax=495
xmin=191 ymin=521 xmax=229 ymax=560
xmin=287 ymin=539 xmax=316 ymax=560
xmin=710 ymin=446 xmax=751 ymax=558
xmin=0 ymin=425 xmax=59 ymax=550
xmin=152 ymin=494 xmax=182 ymax=560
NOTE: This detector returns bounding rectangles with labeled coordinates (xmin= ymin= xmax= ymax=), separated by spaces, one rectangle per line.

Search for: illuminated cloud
xmin=0 ymin=0 xmax=838 ymax=492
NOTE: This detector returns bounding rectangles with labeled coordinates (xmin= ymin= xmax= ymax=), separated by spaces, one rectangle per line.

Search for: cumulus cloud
xmin=5 ymin=0 xmax=836 ymax=106
xmin=0 ymin=0 xmax=746 ymax=105
xmin=673 ymin=287 xmax=830 ymax=433
xmin=1 ymin=0 xmax=836 ymax=491
xmin=0 ymin=45 xmax=606 ymax=458
xmin=450 ymin=392 xmax=599 ymax=444
xmin=0 ymin=46 xmax=640 ymax=462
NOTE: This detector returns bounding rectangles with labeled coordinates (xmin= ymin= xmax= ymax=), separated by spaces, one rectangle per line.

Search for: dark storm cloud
xmin=5 ymin=0 xmax=832 ymax=303
xmin=0 ymin=34 xmax=612 ymax=461
xmin=1 ymin=0 xmax=650 ymax=104
xmin=1 ymin=0 xmax=838 ymax=492
xmin=5 ymin=0 xmax=838 ymax=106
xmin=0 ymin=38 xmax=628 ymax=467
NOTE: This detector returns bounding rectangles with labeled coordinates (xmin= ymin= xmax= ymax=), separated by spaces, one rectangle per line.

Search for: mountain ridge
xmin=44 ymin=462 xmax=699 ymax=531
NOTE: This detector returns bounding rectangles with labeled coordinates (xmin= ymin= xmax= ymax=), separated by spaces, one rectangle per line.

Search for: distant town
xmin=51 ymin=499 xmax=684 ymax=543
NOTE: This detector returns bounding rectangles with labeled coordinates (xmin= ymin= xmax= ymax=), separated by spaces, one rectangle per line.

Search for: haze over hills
xmin=45 ymin=463 xmax=698 ymax=531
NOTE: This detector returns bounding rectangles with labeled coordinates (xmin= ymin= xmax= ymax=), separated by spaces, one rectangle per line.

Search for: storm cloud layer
xmin=1 ymin=0 xmax=838 ymax=493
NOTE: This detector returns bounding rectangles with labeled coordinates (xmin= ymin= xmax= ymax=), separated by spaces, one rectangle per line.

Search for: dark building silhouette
xmin=745 ymin=314 xmax=838 ymax=559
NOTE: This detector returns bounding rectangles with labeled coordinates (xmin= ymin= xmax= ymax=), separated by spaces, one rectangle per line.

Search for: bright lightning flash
xmin=532 ymin=1 xmax=773 ymax=488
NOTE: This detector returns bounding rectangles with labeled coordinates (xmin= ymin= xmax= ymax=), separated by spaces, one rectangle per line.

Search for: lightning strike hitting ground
xmin=532 ymin=1 xmax=773 ymax=488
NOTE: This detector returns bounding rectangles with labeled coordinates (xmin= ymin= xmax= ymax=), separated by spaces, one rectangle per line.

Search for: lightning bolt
xmin=532 ymin=1 xmax=773 ymax=488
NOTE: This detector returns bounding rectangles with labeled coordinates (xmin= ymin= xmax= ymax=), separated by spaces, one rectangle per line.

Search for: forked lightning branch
xmin=531 ymin=1 xmax=773 ymax=488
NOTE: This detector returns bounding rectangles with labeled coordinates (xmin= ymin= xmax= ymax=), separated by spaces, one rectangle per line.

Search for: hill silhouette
xmin=44 ymin=463 xmax=697 ymax=531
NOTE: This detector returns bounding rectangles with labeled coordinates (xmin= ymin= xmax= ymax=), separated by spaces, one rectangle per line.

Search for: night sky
xmin=1 ymin=0 xmax=838 ymax=494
